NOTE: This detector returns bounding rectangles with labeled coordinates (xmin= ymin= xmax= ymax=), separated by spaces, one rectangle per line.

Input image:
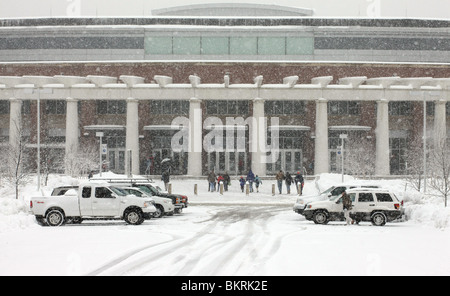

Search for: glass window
xmin=95 ymin=187 xmax=113 ymax=198
xmin=0 ymin=101 xmax=9 ymax=114
xmin=230 ymin=37 xmax=257 ymax=55
xmin=201 ymin=37 xmax=229 ymax=55
xmin=206 ymin=100 xmax=249 ymax=115
xmin=329 ymin=101 xmax=360 ymax=115
xmin=145 ymin=37 xmax=172 ymax=55
xmin=286 ymin=37 xmax=314 ymax=55
xmin=358 ymin=193 xmax=374 ymax=202
xmin=45 ymin=100 xmax=66 ymax=115
xmin=173 ymin=37 xmax=200 ymax=55
xmin=82 ymin=187 xmax=91 ymax=198
xmin=389 ymin=101 xmax=412 ymax=116
xmin=150 ymin=100 xmax=188 ymax=115
xmin=265 ymin=101 xmax=305 ymax=115
xmin=376 ymin=193 xmax=393 ymax=202
xmin=258 ymin=37 xmax=285 ymax=55
xmin=97 ymin=100 xmax=126 ymax=115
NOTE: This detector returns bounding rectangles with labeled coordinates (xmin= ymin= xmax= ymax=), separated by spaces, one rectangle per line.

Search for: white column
xmin=65 ymin=98 xmax=79 ymax=175
xmin=375 ymin=99 xmax=390 ymax=176
xmin=434 ymin=99 xmax=447 ymax=148
xmin=126 ymin=97 xmax=140 ymax=175
xmin=188 ymin=98 xmax=203 ymax=176
xmin=314 ymin=98 xmax=329 ymax=175
xmin=9 ymin=98 xmax=22 ymax=149
xmin=252 ymin=98 xmax=266 ymax=176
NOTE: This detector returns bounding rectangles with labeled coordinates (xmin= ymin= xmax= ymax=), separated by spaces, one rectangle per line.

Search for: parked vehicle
xmin=301 ymin=188 xmax=403 ymax=226
xmin=293 ymin=183 xmax=380 ymax=215
xmin=91 ymin=177 xmax=187 ymax=213
xmin=120 ymin=187 xmax=175 ymax=218
xmin=30 ymin=183 xmax=157 ymax=226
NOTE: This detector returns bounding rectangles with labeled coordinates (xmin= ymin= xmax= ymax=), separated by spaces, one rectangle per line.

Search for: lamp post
xmin=339 ymin=134 xmax=348 ymax=183
xmin=22 ymin=76 xmax=55 ymax=191
xmin=96 ymin=132 xmax=104 ymax=177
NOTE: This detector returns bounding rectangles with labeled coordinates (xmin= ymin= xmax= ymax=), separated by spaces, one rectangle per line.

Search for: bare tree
xmin=429 ymin=138 xmax=450 ymax=207
xmin=345 ymin=136 xmax=375 ymax=177
xmin=64 ymin=142 xmax=98 ymax=177
xmin=3 ymin=118 xmax=32 ymax=199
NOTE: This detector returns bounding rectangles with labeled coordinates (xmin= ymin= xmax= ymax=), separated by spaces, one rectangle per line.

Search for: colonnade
xmin=1 ymin=75 xmax=449 ymax=177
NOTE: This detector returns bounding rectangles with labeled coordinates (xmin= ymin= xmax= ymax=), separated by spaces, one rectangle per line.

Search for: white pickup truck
xmin=29 ymin=182 xmax=157 ymax=226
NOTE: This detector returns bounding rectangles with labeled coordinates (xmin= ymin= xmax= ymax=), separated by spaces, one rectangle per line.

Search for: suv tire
xmin=371 ymin=212 xmax=387 ymax=226
xmin=313 ymin=210 xmax=329 ymax=225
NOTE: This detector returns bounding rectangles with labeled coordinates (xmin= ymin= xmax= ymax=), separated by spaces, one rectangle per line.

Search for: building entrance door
xmin=267 ymin=149 xmax=302 ymax=174
xmin=208 ymin=151 xmax=248 ymax=175
xmin=148 ymin=149 xmax=187 ymax=175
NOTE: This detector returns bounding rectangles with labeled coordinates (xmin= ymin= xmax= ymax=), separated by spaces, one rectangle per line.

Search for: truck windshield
xmin=110 ymin=187 xmax=128 ymax=196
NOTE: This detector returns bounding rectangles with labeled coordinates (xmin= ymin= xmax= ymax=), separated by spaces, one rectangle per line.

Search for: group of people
xmin=207 ymin=169 xmax=305 ymax=195
xmin=238 ymin=170 xmax=262 ymax=193
xmin=207 ymin=171 xmax=231 ymax=192
xmin=275 ymin=170 xmax=305 ymax=195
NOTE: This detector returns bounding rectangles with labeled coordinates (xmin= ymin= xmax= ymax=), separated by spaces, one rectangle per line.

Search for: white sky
xmin=0 ymin=0 xmax=448 ymax=19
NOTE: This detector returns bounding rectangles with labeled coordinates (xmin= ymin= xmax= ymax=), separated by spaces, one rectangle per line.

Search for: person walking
xmin=342 ymin=191 xmax=353 ymax=225
xmin=223 ymin=172 xmax=230 ymax=192
xmin=239 ymin=176 xmax=246 ymax=193
xmin=294 ymin=171 xmax=305 ymax=195
xmin=275 ymin=170 xmax=285 ymax=194
xmin=161 ymin=170 xmax=170 ymax=191
xmin=285 ymin=172 xmax=293 ymax=194
xmin=217 ymin=174 xmax=224 ymax=192
xmin=246 ymin=169 xmax=255 ymax=193
xmin=208 ymin=171 xmax=216 ymax=193
xmin=254 ymin=175 xmax=262 ymax=193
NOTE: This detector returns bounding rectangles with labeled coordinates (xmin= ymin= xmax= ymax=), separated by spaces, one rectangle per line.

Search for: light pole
xmin=23 ymin=76 xmax=55 ymax=191
xmin=340 ymin=134 xmax=348 ymax=183
xmin=96 ymin=132 xmax=104 ymax=177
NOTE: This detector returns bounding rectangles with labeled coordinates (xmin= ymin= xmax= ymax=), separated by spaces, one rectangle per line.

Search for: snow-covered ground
xmin=0 ymin=173 xmax=449 ymax=276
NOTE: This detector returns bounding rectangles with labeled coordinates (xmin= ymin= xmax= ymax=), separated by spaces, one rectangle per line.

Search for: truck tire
xmin=124 ymin=208 xmax=144 ymax=225
xmin=313 ymin=210 xmax=329 ymax=225
xmin=45 ymin=209 xmax=65 ymax=227
xmin=153 ymin=205 xmax=164 ymax=218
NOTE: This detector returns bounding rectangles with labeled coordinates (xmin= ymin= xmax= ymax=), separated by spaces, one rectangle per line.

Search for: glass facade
xmin=144 ymin=36 xmax=315 ymax=56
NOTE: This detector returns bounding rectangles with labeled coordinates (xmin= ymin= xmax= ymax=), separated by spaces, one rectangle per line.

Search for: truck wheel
xmin=371 ymin=212 xmax=386 ymax=226
xmin=124 ymin=209 xmax=144 ymax=225
xmin=153 ymin=205 xmax=164 ymax=218
xmin=313 ymin=210 xmax=329 ymax=225
xmin=46 ymin=209 xmax=65 ymax=227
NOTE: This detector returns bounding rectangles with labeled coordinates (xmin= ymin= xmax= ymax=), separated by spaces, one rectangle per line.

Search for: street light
xmin=339 ymin=134 xmax=348 ymax=183
xmin=22 ymin=76 xmax=56 ymax=191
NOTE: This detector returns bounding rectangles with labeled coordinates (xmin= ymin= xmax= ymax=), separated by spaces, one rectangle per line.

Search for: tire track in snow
xmin=86 ymin=205 xmax=297 ymax=276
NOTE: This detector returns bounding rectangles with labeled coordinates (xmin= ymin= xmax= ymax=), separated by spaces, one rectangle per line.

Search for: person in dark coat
xmin=223 ymin=172 xmax=230 ymax=191
xmin=342 ymin=191 xmax=353 ymax=225
xmin=239 ymin=176 xmax=246 ymax=193
xmin=208 ymin=171 xmax=216 ymax=193
xmin=285 ymin=172 xmax=293 ymax=194
xmin=294 ymin=171 xmax=305 ymax=195
xmin=275 ymin=170 xmax=285 ymax=194
xmin=246 ymin=169 xmax=255 ymax=193
xmin=161 ymin=170 xmax=170 ymax=191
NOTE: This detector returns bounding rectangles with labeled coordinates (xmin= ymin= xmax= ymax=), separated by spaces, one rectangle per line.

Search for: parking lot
xmin=1 ymin=203 xmax=449 ymax=276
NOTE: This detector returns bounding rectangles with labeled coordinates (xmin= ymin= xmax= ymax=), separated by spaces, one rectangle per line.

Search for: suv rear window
xmin=358 ymin=193 xmax=374 ymax=202
xmin=376 ymin=193 xmax=393 ymax=202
